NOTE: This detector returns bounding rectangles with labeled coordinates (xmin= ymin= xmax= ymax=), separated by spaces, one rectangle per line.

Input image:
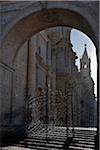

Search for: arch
xmin=1 ymin=7 xmax=99 ymax=66
xmin=0 ymin=2 xmax=99 ymax=146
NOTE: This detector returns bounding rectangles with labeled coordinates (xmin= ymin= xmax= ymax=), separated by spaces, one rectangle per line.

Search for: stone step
xmin=28 ymin=136 xmax=66 ymax=143
xmin=76 ymin=140 xmax=95 ymax=145
xmin=69 ymin=145 xmax=95 ymax=150
xmin=74 ymin=132 xmax=96 ymax=135
xmin=74 ymin=133 xmax=96 ymax=136
xmin=74 ymin=136 xmax=95 ymax=140
xmin=29 ymin=133 xmax=95 ymax=141
xmin=29 ymin=128 xmax=96 ymax=135
xmin=16 ymin=140 xmax=64 ymax=149
xmin=14 ymin=144 xmax=53 ymax=150
xmin=25 ymin=137 xmax=65 ymax=145
xmin=73 ymin=137 xmax=95 ymax=142
xmin=17 ymin=127 xmax=96 ymax=150
xmin=74 ymin=133 xmax=96 ymax=137
xmin=15 ymin=138 xmax=95 ymax=150
xmin=70 ymin=142 xmax=95 ymax=148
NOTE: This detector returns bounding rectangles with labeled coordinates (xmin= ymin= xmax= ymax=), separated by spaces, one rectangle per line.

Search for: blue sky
xmin=71 ymin=29 xmax=97 ymax=97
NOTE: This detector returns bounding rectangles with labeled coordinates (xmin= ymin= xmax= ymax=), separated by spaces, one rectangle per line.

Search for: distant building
xmin=29 ymin=27 xmax=96 ymax=127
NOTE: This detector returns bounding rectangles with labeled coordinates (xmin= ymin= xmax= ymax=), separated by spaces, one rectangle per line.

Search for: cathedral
xmin=0 ymin=27 xmax=96 ymax=139
xmin=22 ymin=27 xmax=96 ymax=127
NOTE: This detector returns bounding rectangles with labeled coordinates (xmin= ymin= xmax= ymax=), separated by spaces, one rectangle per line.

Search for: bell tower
xmin=80 ymin=44 xmax=91 ymax=79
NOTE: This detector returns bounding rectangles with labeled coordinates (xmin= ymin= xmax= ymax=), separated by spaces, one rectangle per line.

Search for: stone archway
xmin=1 ymin=1 xmax=99 ymax=66
xmin=0 ymin=1 xmax=99 ymax=145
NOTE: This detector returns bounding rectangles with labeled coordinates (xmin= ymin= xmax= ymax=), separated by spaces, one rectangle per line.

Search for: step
xmin=18 ymin=127 xmax=96 ymax=150
xmin=23 ymin=139 xmax=65 ymax=146
xmin=74 ymin=136 xmax=95 ymax=140
xmin=28 ymin=136 xmax=66 ymax=142
xmin=73 ymin=137 xmax=95 ymax=142
xmin=70 ymin=142 xmax=95 ymax=148
xmin=76 ymin=140 xmax=94 ymax=145
xmin=14 ymin=144 xmax=53 ymax=150
xmin=69 ymin=145 xmax=95 ymax=150
xmin=29 ymin=134 xmax=67 ymax=140
xmin=74 ymin=134 xmax=95 ymax=136
xmin=16 ymin=141 xmax=64 ymax=149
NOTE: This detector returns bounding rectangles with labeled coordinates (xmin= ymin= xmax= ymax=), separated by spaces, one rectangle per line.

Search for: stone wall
xmin=12 ymin=42 xmax=28 ymax=126
xmin=0 ymin=64 xmax=12 ymax=125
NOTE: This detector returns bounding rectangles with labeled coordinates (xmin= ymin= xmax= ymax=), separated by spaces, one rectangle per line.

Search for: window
xmin=83 ymin=63 xmax=88 ymax=69
xmin=38 ymin=46 xmax=41 ymax=55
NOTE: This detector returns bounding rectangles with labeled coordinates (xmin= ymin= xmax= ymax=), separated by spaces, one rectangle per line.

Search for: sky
xmin=71 ymin=29 xmax=97 ymax=97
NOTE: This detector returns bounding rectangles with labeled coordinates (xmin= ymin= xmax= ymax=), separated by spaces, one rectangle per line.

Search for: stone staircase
xmin=14 ymin=127 xmax=96 ymax=150
xmin=69 ymin=128 xmax=96 ymax=150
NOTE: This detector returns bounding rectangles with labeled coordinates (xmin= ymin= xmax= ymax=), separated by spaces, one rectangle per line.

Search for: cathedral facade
xmin=25 ymin=27 xmax=96 ymax=127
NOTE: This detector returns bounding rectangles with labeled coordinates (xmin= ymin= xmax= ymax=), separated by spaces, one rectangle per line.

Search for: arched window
xmin=84 ymin=63 xmax=88 ymax=69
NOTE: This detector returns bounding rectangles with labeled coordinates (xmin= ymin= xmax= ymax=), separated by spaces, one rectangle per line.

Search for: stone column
xmin=51 ymin=48 xmax=57 ymax=125
xmin=28 ymin=37 xmax=36 ymax=97
xmin=27 ymin=36 xmax=37 ymax=122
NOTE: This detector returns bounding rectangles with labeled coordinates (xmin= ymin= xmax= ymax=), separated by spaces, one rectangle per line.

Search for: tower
xmin=80 ymin=44 xmax=91 ymax=79
xmin=80 ymin=44 xmax=95 ymax=92
xmin=80 ymin=44 xmax=95 ymax=126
